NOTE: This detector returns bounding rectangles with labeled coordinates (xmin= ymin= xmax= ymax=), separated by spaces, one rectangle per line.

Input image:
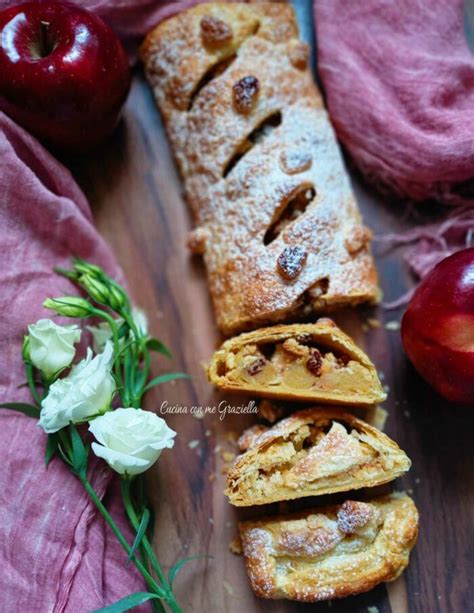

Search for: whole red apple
xmin=0 ymin=1 xmax=130 ymax=151
xmin=401 ymin=248 xmax=474 ymax=405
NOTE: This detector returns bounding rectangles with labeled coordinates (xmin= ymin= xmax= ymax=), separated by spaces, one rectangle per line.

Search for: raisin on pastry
xmin=140 ymin=3 xmax=380 ymax=335
xmin=239 ymin=493 xmax=419 ymax=601
xmin=226 ymin=409 xmax=411 ymax=506
xmin=207 ymin=319 xmax=386 ymax=406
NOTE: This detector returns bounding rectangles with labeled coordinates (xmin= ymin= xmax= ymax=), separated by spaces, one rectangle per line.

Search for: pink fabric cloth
xmin=0 ymin=112 xmax=147 ymax=611
xmin=377 ymin=205 xmax=474 ymax=307
xmin=315 ymin=0 xmax=474 ymax=286
xmin=0 ymin=2 xmax=208 ymax=610
xmin=315 ymin=0 xmax=474 ymax=205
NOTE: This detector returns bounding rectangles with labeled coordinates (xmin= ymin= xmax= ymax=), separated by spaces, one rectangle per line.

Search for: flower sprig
xmin=1 ymin=259 xmax=194 ymax=613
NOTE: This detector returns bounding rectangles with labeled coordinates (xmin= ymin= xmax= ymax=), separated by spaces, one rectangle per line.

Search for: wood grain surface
xmin=67 ymin=2 xmax=473 ymax=611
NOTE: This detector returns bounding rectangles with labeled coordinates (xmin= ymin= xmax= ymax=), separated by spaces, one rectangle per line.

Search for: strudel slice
xmin=226 ymin=409 xmax=411 ymax=506
xmin=141 ymin=3 xmax=380 ymax=334
xmin=208 ymin=319 xmax=386 ymax=406
xmin=239 ymin=493 xmax=418 ymax=601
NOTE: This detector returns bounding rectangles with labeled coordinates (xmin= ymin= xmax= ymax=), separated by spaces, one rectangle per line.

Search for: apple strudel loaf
xmin=207 ymin=319 xmax=386 ymax=406
xmin=141 ymin=3 xmax=380 ymax=334
xmin=239 ymin=493 xmax=419 ymax=601
xmin=226 ymin=408 xmax=411 ymax=506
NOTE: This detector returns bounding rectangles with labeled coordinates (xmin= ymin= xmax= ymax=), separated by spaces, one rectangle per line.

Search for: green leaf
xmin=168 ymin=555 xmax=210 ymax=588
xmin=117 ymin=321 xmax=129 ymax=339
xmin=123 ymin=347 xmax=133 ymax=384
xmin=126 ymin=508 xmax=150 ymax=566
xmin=70 ymin=424 xmax=88 ymax=479
xmin=146 ymin=338 xmax=173 ymax=359
xmin=45 ymin=433 xmax=59 ymax=466
xmin=143 ymin=373 xmax=190 ymax=392
xmin=133 ymin=369 xmax=147 ymax=396
xmin=24 ymin=362 xmax=42 ymax=406
xmin=0 ymin=402 xmax=39 ymax=418
xmin=91 ymin=592 xmax=163 ymax=613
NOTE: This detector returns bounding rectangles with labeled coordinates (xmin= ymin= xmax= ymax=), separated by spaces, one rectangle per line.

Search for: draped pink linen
xmin=315 ymin=0 xmax=474 ymax=282
xmin=0 ymin=110 xmax=149 ymax=611
xmin=0 ymin=1 xmax=202 ymax=610
xmin=315 ymin=0 xmax=474 ymax=206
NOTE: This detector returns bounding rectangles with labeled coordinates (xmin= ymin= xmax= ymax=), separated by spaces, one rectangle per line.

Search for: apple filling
xmin=221 ymin=336 xmax=375 ymax=396
xmin=227 ymin=411 xmax=412 ymax=506
xmin=231 ymin=421 xmax=379 ymax=501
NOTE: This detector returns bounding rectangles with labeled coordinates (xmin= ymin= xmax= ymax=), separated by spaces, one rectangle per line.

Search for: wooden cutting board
xmin=67 ymin=2 xmax=473 ymax=611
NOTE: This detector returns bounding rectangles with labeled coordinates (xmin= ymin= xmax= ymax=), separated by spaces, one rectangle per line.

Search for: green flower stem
xmin=121 ymin=479 xmax=182 ymax=613
xmin=123 ymin=345 xmax=134 ymax=403
xmin=136 ymin=546 xmax=163 ymax=613
xmin=140 ymin=347 xmax=151 ymax=401
xmin=121 ymin=479 xmax=165 ymax=582
xmin=41 ymin=377 xmax=50 ymax=401
xmin=90 ymin=309 xmax=124 ymax=402
xmin=130 ymin=340 xmax=150 ymax=408
xmin=25 ymin=362 xmax=41 ymax=406
xmin=58 ymin=429 xmax=72 ymax=458
xmin=122 ymin=312 xmax=144 ymax=406
xmin=81 ymin=476 xmax=165 ymax=604
xmin=122 ymin=312 xmax=141 ymax=345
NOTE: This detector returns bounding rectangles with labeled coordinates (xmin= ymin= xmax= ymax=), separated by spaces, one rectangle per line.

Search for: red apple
xmin=401 ymin=248 xmax=474 ymax=405
xmin=0 ymin=1 xmax=130 ymax=151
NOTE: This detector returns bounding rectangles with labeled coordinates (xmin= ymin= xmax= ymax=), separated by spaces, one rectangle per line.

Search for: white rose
xmin=89 ymin=408 xmax=176 ymax=475
xmin=28 ymin=319 xmax=81 ymax=379
xmin=39 ymin=342 xmax=116 ymax=433
xmin=87 ymin=307 xmax=149 ymax=353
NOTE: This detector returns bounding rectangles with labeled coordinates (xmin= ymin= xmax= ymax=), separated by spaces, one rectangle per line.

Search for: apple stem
xmin=39 ymin=21 xmax=53 ymax=58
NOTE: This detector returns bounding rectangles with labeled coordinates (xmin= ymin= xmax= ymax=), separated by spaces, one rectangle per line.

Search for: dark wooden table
xmin=68 ymin=2 xmax=473 ymax=611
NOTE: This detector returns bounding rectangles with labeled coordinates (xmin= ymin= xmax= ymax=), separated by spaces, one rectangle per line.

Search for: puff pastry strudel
xmin=141 ymin=3 xmax=380 ymax=334
xmin=226 ymin=409 xmax=411 ymax=506
xmin=239 ymin=493 xmax=419 ymax=602
xmin=207 ymin=319 xmax=386 ymax=406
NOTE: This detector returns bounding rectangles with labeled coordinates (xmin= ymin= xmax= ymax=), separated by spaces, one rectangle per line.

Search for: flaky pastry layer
xmin=239 ymin=493 xmax=418 ymax=602
xmin=141 ymin=3 xmax=380 ymax=334
xmin=208 ymin=319 xmax=386 ymax=406
xmin=226 ymin=408 xmax=411 ymax=506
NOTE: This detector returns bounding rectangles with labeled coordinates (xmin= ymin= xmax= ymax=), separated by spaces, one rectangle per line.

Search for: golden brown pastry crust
xmin=207 ymin=319 xmax=386 ymax=406
xmin=141 ymin=3 xmax=380 ymax=335
xmin=226 ymin=408 xmax=411 ymax=506
xmin=239 ymin=493 xmax=419 ymax=602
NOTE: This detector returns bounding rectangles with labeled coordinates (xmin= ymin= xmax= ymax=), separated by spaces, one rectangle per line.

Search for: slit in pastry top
xmin=264 ymin=183 xmax=316 ymax=244
xmin=188 ymin=54 xmax=237 ymax=111
xmin=207 ymin=319 xmax=386 ymax=406
xmin=226 ymin=409 xmax=411 ymax=506
xmin=222 ymin=110 xmax=282 ymax=178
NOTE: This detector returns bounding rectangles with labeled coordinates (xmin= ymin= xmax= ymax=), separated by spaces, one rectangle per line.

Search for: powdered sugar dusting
xmin=337 ymin=500 xmax=374 ymax=534
xmin=141 ymin=3 xmax=379 ymax=333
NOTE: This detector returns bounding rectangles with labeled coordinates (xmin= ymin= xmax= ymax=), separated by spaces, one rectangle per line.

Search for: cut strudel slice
xmin=226 ymin=409 xmax=411 ymax=506
xmin=239 ymin=493 xmax=418 ymax=601
xmin=208 ymin=319 xmax=386 ymax=406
